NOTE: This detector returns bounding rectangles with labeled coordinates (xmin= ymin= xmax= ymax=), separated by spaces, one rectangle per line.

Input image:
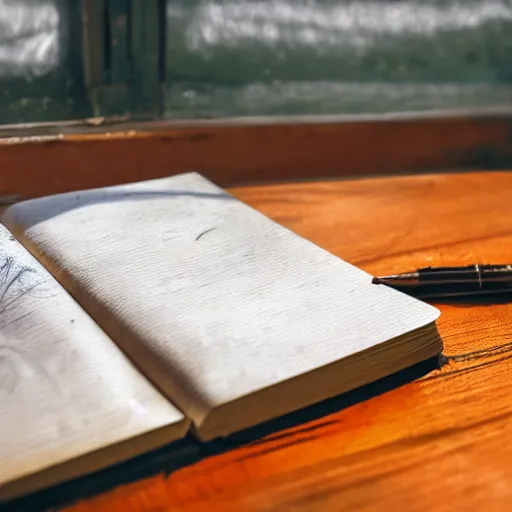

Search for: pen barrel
xmin=415 ymin=264 xmax=512 ymax=298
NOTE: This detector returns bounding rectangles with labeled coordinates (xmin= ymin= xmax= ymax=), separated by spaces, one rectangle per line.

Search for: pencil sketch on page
xmin=0 ymin=235 xmax=56 ymax=395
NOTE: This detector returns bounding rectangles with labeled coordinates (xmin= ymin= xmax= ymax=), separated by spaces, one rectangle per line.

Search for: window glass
xmin=164 ymin=0 xmax=512 ymax=117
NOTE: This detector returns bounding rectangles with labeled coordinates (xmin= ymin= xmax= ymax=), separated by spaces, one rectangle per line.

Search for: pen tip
xmin=372 ymin=276 xmax=382 ymax=284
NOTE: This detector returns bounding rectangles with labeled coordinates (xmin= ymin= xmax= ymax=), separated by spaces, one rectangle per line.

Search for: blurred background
xmin=1 ymin=0 xmax=512 ymax=125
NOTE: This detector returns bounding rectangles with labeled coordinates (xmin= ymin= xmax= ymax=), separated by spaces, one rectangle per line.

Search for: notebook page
xmin=0 ymin=225 xmax=187 ymax=501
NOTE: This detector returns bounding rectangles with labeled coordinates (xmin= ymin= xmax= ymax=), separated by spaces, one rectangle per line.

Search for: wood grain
xmin=1 ymin=112 xmax=512 ymax=199
xmin=48 ymin=170 xmax=512 ymax=512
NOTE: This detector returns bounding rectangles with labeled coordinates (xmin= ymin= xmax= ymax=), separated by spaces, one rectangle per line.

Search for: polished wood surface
xmin=52 ymin=170 xmax=512 ymax=512
xmin=1 ymin=112 xmax=512 ymax=199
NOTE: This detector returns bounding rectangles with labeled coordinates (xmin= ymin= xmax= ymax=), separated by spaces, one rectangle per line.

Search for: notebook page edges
xmin=0 ymin=225 xmax=188 ymax=502
xmin=0 ymin=172 xmax=440 ymax=436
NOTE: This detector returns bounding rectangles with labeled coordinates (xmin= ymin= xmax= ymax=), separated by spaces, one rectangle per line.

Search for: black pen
xmin=372 ymin=264 xmax=512 ymax=299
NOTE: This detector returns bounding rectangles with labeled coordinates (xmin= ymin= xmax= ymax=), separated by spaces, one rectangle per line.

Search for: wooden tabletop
xmin=58 ymin=170 xmax=512 ymax=512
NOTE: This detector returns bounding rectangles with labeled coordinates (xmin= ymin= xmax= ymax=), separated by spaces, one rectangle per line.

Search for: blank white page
xmin=1 ymin=173 xmax=440 ymax=437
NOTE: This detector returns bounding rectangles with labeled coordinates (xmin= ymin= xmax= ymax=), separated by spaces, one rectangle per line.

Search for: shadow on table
xmin=4 ymin=355 xmax=443 ymax=512
xmin=429 ymin=292 xmax=512 ymax=307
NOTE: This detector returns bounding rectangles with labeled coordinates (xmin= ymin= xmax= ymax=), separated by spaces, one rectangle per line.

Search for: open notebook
xmin=0 ymin=172 xmax=442 ymax=502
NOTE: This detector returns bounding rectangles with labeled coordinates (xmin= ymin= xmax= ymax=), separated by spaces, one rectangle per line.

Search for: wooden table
xmin=53 ymin=171 xmax=512 ymax=511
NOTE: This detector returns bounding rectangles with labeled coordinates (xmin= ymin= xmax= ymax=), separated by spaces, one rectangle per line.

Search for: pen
xmin=372 ymin=264 xmax=512 ymax=299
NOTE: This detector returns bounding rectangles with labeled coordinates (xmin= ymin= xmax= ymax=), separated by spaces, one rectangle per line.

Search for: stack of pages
xmin=0 ymin=172 xmax=442 ymax=502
